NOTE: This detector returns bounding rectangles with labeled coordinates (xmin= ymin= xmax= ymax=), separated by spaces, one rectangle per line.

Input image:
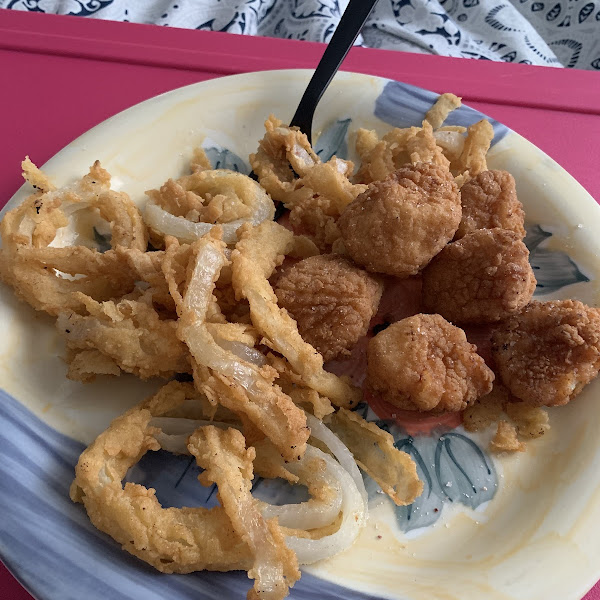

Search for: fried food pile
xmin=0 ymin=149 xmax=422 ymax=599
xmin=2 ymin=91 xmax=599 ymax=596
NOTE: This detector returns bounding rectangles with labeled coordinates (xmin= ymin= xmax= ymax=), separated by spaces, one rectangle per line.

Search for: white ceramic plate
xmin=1 ymin=70 xmax=600 ymax=600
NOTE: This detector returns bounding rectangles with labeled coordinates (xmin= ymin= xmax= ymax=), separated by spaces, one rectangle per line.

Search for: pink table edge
xmin=1 ymin=8 xmax=599 ymax=115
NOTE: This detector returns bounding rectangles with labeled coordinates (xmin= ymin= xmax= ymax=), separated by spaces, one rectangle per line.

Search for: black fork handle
xmin=289 ymin=0 xmax=379 ymax=144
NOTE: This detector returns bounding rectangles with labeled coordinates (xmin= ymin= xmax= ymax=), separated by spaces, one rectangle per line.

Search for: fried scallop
xmin=366 ymin=314 xmax=494 ymax=412
xmin=274 ymin=254 xmax=383 ymax=361
xmin=455 ymin=170 xmax=525 ymax=240
xmin=422 ymin=228 xmax=536 ymax=324
xmin=491 ymin=300 xmax=600 ymax=406
xmin=338 ymin=162 xmax=461 ymax=277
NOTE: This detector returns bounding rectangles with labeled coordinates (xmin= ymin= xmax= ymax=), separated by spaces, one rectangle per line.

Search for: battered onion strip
xmin=0 ymin=246 xmax=138 ymax=315
xmin=188 ymin=426 xmax=300 ymax=600
xmin=259 ymin=445 xmax=343 ymax=530
xmin=22 ymin=156 xmax=55 ymax=192
xmin=164 ymin=234 xmax=309 ymax=461
xmin=144 ymin=169 xmax=275 ymax=244
xmin=151 ymin=415 xmax=343 ymax=533
xmin=328 ymin=408 xmax=423 ymax=506
xmin=149 ymin=417 xmax=237 ymax=454
xmin=90 ymin=190 xmax=148 ymax=251
xmin=424 ymin=93 xmax=462 ymax=130
xmin=56 ymin=292 xmax=190 ymax=380
xmin=232 ymin=221 xmax=361 ymax=408
xmin=269 ymin=355 xmax=334 ymax=419
xmin=455 ymin=119 xmax=494 ymax=184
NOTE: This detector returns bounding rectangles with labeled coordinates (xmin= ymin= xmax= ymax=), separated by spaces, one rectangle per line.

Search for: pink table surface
xmin=1 ymin=8 xmax=599 ymax=600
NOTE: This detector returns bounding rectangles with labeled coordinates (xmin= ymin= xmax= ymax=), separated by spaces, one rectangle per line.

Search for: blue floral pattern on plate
xmin=525 ymin=224 xmax=590 ymax=295
xmin=203 ymin=145 xmax=250 ymax=174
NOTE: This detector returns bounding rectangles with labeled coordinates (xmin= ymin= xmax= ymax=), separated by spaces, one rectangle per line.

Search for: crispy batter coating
xmin=147 ymin=173 xmax=253 ymax=223
xmin=463 ymin=383 xmax=551 ymax=439
xmin=367 ymin=314 xmax=494 ymax=412
xmin=454 ymin=120 xmax=494 ymax=185
xmin=424 ymin=93 xmax=462 ymax=130
xmin=505 ymin=402 xmax=550 ymax=439
xmin=422 ymin=228 xmax=536 ymax=324
xmin=287 ymin=195 xmax=342 ymax=253
xmin=189 ymin=426 xmax=299 ymax=600
xmin=456 ymin=170 xmax=526 ymax=240
xmin=338 ymin=163 xmax=461 ymax=277
xmin=250 ymin=116 xmax=366 ymax=251
xmin=491 ymin=300 xmax=600 ymax=406
xmin=462 ymin=383 xmax=507 ymax=432
xmin=57 ymin=291 xmax=190 ymax=380
xmin=353 ymin=123 xmax=450 ymax=185
xmin=274 ymin=254 xmax=383 ymax=361
xmin=71 ymin=389 xmax=254 ymax=575
xmin=490 ymin=420 xmax=526 ymax=453
xmin=21 ymin=156 xmax=55 ymax=192
xmin=328 ymin=408 xmax=423 ymax=506
xmin=65 ymin=349 xmax=121 ymax=382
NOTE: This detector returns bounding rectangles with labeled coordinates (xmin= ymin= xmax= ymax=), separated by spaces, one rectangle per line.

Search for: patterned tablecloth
xmin=2 ymin=0 xmax=600 ymax=69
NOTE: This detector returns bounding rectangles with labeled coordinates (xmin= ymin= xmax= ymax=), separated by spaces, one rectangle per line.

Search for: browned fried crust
xmin=338 ymin=162 xmax=461 ymax=277
xmin=367 ymin=313 xmax=494 ymax=412
xmin=456 ymin=170 xmax=525 ymax=240
xmin=491 ymin=300 xmax=600 ymax=406
xmin=274 ymin=254 xmax=383 ymax=361
xmin=421 ymin=228 xmax=536 ymax=324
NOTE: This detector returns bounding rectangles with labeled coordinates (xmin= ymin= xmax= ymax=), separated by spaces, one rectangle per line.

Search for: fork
xmin=251 ymin=0 xmax=379 ymax=185
xmin=289 ymin=0 xmax=380 ymax=145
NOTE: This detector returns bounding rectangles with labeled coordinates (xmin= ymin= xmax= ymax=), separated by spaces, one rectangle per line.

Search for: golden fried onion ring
xmin=71 ymin=383 xmax=368 ymax=597
xmin=70 ymin=390 xmax=301 ymax=599
xmin=70 ymin=398 xmax=253 ymax=575
xmin=145 ymin=387 xmax=367 ymax=566
xmin=144 ymin=169 xmax=275 ymax=245
xmin=2 ymin=159 xmax=147 ymax=252
xmin=0 ymin=245 xmax=139 ymax=316
xmin=0 ymin=160 xmax=148 ymax=315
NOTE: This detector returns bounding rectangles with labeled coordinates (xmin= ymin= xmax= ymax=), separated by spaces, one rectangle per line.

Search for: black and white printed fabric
xmin=3 ymin=0 xmax=599 ymax=69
